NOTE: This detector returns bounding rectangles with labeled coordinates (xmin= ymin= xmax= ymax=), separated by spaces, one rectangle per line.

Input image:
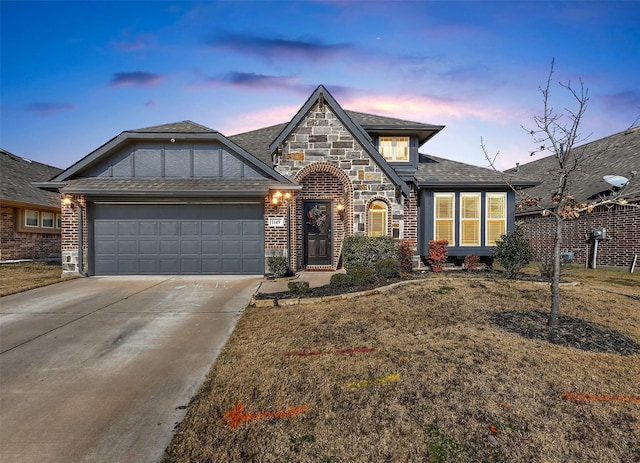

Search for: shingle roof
xmin=415 ymin=154 xmax=535 ymax=188
xmin=229 ymin=123 xmax=288 ymax=166
xmin=58 ymin=177 xmax=292 ymax=196
xmin=129 ymin=120 xmax=218 ymax=133
xmin=507 ymin=127 xmax=640 ymax=209
xmin=1 ymin=149 xmax=63 ymax=208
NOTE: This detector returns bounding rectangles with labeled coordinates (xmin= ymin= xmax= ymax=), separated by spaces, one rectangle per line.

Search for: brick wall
xmin=60 ymin=196 xmax=88 ymax=275
xmin=1 ymin=205 xmax=61 ymax=261
xmin=519 ymin=202 xmax=640 ymax=268
xmin=270 ymin=102 xmax=413 ymax=269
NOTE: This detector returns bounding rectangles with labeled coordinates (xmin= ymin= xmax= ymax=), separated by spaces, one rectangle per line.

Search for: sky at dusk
xmin=1 ymin=0 xmax=639 ymax=172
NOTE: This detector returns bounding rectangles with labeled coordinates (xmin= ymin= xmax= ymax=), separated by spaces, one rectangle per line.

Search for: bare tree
xmin=483 ymin=59 xmax=638 ymax=328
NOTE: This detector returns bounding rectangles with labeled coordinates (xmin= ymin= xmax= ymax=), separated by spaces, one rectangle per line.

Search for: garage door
xmin=92 ymin=203 xmax=264 ymax=275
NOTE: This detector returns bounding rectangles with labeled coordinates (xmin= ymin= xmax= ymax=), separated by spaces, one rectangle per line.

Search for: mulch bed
xmin=491 ymin=310 xmax=640 ymax=356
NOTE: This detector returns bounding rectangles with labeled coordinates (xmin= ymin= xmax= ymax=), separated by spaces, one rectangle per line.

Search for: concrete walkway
xmin=257 ymin=270 xmax=342 ymax=294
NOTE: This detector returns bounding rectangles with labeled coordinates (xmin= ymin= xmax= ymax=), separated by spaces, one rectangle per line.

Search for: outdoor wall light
xmin=271 ymin=191 xmax=291 ymax=205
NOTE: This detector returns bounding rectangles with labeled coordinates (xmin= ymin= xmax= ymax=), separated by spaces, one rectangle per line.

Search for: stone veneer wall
xmin=519 ymin=202 xmax=640 ymax=269
xmin=0 ymin=206 xmax=61 ymax=261
xmin=271 ymin=102 xmax=410 ymax=269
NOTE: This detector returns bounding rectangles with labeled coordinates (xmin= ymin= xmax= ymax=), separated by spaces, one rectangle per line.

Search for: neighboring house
xmin=1 ymin=149 xmax=63 ymax=261
xmin=508 ymin=126 xmax=640 ymax=269
xmin=36 ymin=85 xmax=532 ymax=276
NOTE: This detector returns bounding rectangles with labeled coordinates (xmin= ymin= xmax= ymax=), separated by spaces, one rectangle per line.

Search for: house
xmin=508 ymin=126 xmax=640 ymax=269
xmin=36 ymin=85 xmax=532 ymax=276
xmin=1 ymin=149 xmax=63 ymax=261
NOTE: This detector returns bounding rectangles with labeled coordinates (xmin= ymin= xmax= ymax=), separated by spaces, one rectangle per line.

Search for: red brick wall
xmin=520 ymin=202 xmax=640 ymax=268
xmin=1 ymin=205 xmax=61 ymax=261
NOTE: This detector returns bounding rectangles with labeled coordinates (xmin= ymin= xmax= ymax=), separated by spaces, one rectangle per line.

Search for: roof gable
xmin=49 ymin=121 xmax=293 ymax=185
xmin=0 ymin=149 xmax=62 ymax=208
xmin=268 ymin=85 xmax=410 ymax=197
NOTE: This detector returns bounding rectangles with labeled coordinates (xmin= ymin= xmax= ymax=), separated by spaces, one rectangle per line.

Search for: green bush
xmin=288 ymin=281 xmax=310 ymax=296
xmin=490 ymin=223 xmax=535 ymax=279
xmin=267 ymin=256 xmax=289 ymax=278
xmin=375 ymin=258 xmax=400 ymax=278
xmin=330 ymin=273 xmax=352 ymax=288
xmin=348 ymin=266 xmax=377 ymax=286
xmin=342 ymin=236 xmax=397 ymax=271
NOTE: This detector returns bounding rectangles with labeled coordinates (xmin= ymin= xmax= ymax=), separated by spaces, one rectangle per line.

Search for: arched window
xmin=368 ymin=200 xmax=388 ymax=236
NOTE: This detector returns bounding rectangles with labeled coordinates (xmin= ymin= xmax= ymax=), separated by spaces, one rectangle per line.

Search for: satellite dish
xmin=603 ymin=175 xmax=629 ymax=189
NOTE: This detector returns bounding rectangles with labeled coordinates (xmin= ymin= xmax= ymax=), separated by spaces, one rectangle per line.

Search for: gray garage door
xmin=92 ymin=203 xmax=264 ymax=275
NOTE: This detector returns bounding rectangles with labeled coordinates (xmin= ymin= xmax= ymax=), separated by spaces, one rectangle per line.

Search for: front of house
xmin=37 ymin=86 xmax=530 ymax=276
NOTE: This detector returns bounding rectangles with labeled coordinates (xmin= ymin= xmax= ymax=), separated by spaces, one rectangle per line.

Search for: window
xmin=486 ymin=193 xmax=506 ymax=245
xmin=57 ymin=214 xmax=62 ymax=228
xmin=25 ymin=210 xmax=39 ymax=227
xmin=434 ymin=193 xmax=455 ymax=244
xmin=379 ymin=137 xmax=409 ymax=161
xmin=460 ymin=193 xmax=480 ymax=246
xmin=368 ymin=200 xmax=388 ymax=236
xmin=42 ymin=211 xmax=55 ymax=228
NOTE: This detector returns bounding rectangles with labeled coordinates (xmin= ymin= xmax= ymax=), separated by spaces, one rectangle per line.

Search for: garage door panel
xmin=139 ymin=241 xmax=158 ymax=255
xmin=118 ymin=222 xmax=138 ymax=235
xmin=181 ymin=222 xmax=200 ymax=235
xmin=160 ymin=222 xmax=179 ymax=235
xmin=242 ymin=221 xmax=262 ymax=236
xmin=180 ymin=259 xmax=201 ymax=273
xmin=139 ymin=222 xmax=158 ymax=235
xmin=201 ymin=239 xmax=220 ymax=254
xmin=160 ymin=240 xmax=179 ymax=254
xmin=93 ymin=203 xmax=263 ymax=275
xmin=202 ymin=222 xmax=220 ymax=235
xmin=139 ymin=259 xmax=159 ymax=274
xmin=222 ymin=222 xmax=241 ymax=235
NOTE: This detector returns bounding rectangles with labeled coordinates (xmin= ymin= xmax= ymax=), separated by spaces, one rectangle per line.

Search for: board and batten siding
xmin=84 ymin=142 xmax=268 ymax=179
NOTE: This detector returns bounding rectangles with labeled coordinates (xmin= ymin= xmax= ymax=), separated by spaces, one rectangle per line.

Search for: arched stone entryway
xmin=294 ymin=162 xmax=353 ymax=270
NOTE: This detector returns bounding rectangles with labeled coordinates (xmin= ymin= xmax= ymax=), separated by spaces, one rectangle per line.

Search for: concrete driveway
xmin=0 ymin=275 xmax=261 ymax=463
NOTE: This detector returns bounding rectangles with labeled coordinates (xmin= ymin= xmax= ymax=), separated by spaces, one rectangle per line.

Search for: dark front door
xmin=303 ymin=201 xmax=332 ymax=266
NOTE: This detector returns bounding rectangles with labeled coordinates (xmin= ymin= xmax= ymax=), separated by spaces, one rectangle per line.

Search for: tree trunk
xmin=549 ymin=214 xmax=562 ymax=327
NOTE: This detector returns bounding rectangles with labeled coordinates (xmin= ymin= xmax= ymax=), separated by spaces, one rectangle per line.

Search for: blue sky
xmin=1 ymin=0 xmax=639 ymax=171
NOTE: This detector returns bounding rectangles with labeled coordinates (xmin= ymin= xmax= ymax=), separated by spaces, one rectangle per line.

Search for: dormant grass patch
xmin=163 ymin=271 xmax=640 ymax=463
xmin=0 ymin=261 xmax=66 ymax=296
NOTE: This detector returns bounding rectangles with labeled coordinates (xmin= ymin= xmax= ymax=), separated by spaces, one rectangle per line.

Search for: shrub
xmin=464 ymin=254 xmax=480 ymax=271
xmin=490 ymin=223 xmax=535 ymax=279
xmin=375 ymin=258 xmax=400 ymax=278
xmin=342 ymin=236 xmax=397 ymax=271
xmin=537 ymin=257 xmax=568 ymax=282
xmin=348 ymin=266 xmax=377 ymax=286
xmin=427 ymin=239 xmax=448 ymax=273
xmin=267 ymin=256 xmax=288 ymax=278
xmin=330 ymin=273 xmax=352 ymax=289
xmin=288 ymin=281 xmax=310 ymax=296
xmin=397 ymin=240 xmax=414 ymax=273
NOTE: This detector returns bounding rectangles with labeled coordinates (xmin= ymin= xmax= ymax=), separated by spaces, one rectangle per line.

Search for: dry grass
xmin=163 ymin=270 xmax=640 ymax=463
xmin=0 ymin=261 xmax=66 ymax=296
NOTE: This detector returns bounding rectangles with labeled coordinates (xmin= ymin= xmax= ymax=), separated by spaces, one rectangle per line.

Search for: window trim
xmin=460 ymin=193 xmax=481 ymax=246
xmin=434 ymin=193 xmax=455 ymax=245
xmin=42 ymin=211 xmax=55 ymax=229
xmin=379 ymin=136 xmax=410 ymax=162
xmin=368 ymin=199 xmax=389 ymax=237
xmin=25 ymin=210 xmax=39 ymax=228
xmin=485 ymin=192 xmax=507 ymax=246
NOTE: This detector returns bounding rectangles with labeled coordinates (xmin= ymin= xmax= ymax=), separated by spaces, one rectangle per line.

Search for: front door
xmin=303 ymin=201 xmax=332 ymax=266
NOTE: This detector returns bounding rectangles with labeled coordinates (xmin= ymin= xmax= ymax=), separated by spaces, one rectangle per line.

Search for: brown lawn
xmin=0 ymin=261 xmax=67 ymax=296
xmin=163 ymin=268 xmax=640 ymax=463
